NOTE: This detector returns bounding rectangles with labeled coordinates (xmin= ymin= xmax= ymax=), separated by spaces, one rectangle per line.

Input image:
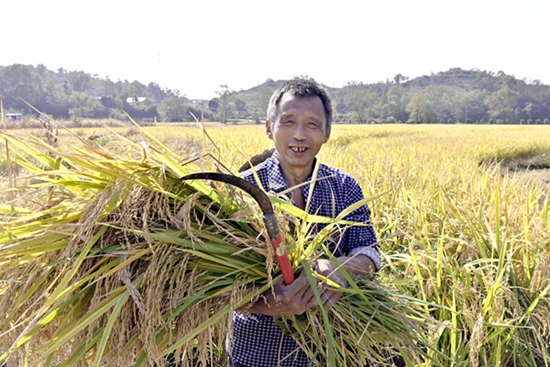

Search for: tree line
xmin=0 ymin=64 xmax=184 ymax=122
xmin=1 ymin=64 xmax=549 ymax=124
xmin=329 ymin=69 xmax=550 ymax=124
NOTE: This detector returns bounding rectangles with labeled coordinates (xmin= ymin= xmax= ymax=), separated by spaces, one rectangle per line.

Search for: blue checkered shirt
xmin=229 ymin=151 xmax=380 ymax=367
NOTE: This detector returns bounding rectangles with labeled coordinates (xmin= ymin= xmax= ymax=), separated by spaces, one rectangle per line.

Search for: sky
xmin=2 ymin=0 xmax=549 ymax=100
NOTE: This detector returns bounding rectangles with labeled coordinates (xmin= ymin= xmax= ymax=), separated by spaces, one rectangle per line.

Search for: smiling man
xmin=229 ymin=79 xmax=381 ymax=367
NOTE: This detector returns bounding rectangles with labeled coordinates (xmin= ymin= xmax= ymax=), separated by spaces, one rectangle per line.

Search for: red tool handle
xmin=179 ymin=173 xmax=294 ymax=283
xmin=264 ymin=214 xmax=295 ymax=284
xmin=270 ymin=233 xmax=295 ymax=285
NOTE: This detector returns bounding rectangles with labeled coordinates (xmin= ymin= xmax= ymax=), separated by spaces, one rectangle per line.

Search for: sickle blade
xmin=181 ymin=171 xmax=296 ymax=285
xmin=181 ymin=172 xmax=274 ymax=215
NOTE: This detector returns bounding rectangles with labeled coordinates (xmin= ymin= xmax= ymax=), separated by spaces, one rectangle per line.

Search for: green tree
xmin=454 ymin=89 xmax=489 ymax=123
xmin=11 ymin=83 xmax=40 ymax=107
xmin=122 ymin=81 xmax=147 ymax=101
xmin=146 ymin=82 xmax=171 ymax=104
xmin=159 ymin=96 xmax=188 ymax=122
xmin=485 ymin=86 xmax=519 ymax=123
xmin=68 ymin=73 xmax=92 ymax=93
xmin=99 ymin=77 xmax=119 ymax=100
xmin=68 ymin=92 xmax=99 ymax=118
xmin=216 ymin=85 xmax=233 ymax=124
xmin=393 ymin=74 xmax=404 ymax=84
xmin=385 ymin=84 xmax=408 ymax=122
xmin=234 ymin=98 xmax=247 ymax=116
xmin=251 ymin=86 xmax=274 ymax=123
xmin=345 ymin=87 xmax=376 ymax=123
xmin=423 ymin=85 xmax=457 ymax=122
xmin=406 ymin=93 xmax=437 ymax=123
xmin=524 ymin=102 xmax=534 ymax=120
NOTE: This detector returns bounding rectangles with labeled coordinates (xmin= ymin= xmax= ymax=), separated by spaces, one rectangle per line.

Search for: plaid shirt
xmin=229 ymin=151 xmax=380 ymax=367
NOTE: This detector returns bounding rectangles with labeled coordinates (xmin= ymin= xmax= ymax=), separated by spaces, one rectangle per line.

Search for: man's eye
xmin=308 ymin=122 xmax=321 ymax=128
xmin=282 ymin=121 xmax=294 ymax=126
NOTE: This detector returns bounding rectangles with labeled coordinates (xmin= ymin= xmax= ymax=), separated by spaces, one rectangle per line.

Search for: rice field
xmin=1 ymin=123 xmax=549 ymax=366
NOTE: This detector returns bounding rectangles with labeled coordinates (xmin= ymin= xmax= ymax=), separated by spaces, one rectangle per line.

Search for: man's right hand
xmin=244 ymin=269 xmax=320 ymax=316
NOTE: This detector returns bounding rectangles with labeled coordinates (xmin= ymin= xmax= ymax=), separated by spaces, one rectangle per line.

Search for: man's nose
xmin=292 ymin=121 xmax=307 ymax=140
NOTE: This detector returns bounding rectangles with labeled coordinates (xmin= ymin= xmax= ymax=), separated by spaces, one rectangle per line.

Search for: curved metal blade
xmin=181 ymin=171 xmax=296 ymax=284
xmin=180 ymin=172 xmax=274 ymax=215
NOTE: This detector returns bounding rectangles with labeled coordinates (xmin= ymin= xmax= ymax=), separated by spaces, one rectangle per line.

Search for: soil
xmin=499 ymin=152 xmax=550 ymax=191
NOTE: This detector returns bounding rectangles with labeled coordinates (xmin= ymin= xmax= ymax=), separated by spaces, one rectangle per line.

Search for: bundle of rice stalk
xmin=0 ymin=125 xmax=439 ymax=367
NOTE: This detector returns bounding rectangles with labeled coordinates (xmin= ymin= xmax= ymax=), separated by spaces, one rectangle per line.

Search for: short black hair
xmin=267 ymin=79 xmax=332 ymax=131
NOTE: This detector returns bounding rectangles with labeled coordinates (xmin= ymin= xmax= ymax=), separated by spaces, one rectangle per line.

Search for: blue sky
xmin=2 ymin=0 xmax=548 ymax=99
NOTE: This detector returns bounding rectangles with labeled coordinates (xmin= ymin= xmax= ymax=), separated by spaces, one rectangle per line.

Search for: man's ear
xmin=265 ymin=120 xmax=273 ymax=139
xmin=324 ymin=126 xmax=331 ymax=143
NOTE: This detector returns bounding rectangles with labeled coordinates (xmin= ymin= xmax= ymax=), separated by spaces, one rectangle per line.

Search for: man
xmin=228 ymin=79 xmax=381 ymax=367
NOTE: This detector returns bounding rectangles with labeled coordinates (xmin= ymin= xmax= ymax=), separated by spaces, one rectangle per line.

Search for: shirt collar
xmin=266 ymin=150 xmax=322 ymax=194
xmin=265 ymin=150 xmax=288 ymax=193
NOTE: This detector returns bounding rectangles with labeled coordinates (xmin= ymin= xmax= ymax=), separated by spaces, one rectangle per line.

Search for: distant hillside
xmin=232 ymin=68 xmax=550 ymax=124
xmin=1 ymin=64 xmax=549 ymax=124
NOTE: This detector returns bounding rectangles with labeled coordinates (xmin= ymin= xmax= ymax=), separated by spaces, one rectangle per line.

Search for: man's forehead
xmin=276 ymin=93 xmax=326 ymax=118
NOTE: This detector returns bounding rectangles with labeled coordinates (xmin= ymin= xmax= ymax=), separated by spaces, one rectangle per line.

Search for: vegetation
xmin=2 ymin=65 xmax=550 ymax=124
xmin=1 ymin=122 xmax=549 ymax=366
xmin=0 ymin=122 xmax=434 ymax=366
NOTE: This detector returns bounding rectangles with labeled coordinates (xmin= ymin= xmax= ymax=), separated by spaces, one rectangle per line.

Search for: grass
xmin=1 ymin=122 xmax=550 ymax=366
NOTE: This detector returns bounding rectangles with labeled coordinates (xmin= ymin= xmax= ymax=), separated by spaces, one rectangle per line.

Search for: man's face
xmin=266 ymin=92 xmax=330 ymax=179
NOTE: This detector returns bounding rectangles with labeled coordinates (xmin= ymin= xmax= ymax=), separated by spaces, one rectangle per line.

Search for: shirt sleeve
xmin=339 ymin=177 xmax=382 ymax=270
xmin=348 ymin=246 xmax=381 ymax=270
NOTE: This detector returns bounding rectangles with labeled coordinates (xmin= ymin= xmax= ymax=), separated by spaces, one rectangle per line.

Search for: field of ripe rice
xmin=1 ymin=123 xmax=549 ymax=366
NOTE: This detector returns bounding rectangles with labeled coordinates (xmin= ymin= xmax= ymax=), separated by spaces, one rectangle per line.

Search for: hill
xmin=1 ymin=64 xmax=549 ymax=124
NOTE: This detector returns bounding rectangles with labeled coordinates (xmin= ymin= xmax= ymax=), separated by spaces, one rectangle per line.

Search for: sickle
xmin=180 ymin=172 xmax=295 ymax=285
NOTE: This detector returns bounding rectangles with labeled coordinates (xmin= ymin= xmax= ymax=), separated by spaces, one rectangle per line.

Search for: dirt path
xmin=499 ymin=152 xmax=550 ymax=191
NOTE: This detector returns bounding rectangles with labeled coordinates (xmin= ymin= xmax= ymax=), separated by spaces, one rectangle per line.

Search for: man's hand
xmin=243 ymin=254 xmax=375 ymax=316
xmin=311 ymin=259 xmax=348 ymax=308
xmin=244 ymin=268 xmax=319 ymax=316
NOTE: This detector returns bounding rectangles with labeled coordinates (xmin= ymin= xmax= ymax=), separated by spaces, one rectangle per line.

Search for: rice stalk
xmin=0 ymin=126 xmax=438 ymax=366
xmin=1 ymin=101 xmax=15 ymax=212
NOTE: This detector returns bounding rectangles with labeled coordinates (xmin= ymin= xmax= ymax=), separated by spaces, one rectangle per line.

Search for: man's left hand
xmin=313 ymin=254 xmax=376 ymax=308
xmin=312 ymin=259 xmax=348 ymax=308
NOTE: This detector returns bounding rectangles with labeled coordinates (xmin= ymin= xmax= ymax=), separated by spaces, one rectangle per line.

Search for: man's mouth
xmin=290 ymin=146 xmax=308 ymax=152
